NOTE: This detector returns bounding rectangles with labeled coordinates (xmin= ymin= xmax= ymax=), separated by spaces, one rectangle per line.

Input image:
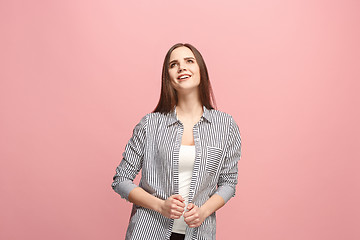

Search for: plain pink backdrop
xmin=1 ymin=0 xmax=359 ymax=239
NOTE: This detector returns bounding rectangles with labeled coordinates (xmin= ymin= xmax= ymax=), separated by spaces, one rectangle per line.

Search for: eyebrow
xmin=169 ymin=57 xmax=196 ymax=66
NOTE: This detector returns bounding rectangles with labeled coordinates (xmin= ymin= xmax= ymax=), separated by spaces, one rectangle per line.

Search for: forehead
xmin=169 ymin=46 xmax=195 ymax=61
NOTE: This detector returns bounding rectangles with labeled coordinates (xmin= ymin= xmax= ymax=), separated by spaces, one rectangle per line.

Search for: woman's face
xmin=168 ymin=46 xmax=201 ymax=93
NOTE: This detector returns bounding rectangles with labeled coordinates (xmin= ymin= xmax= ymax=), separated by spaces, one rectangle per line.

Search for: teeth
xmin=179 ymin=75 xmax=190 ymax=79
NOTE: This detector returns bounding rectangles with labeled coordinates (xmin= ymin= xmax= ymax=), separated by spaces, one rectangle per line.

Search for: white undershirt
xmin=172 ymin=145 xmax=196 ymax=234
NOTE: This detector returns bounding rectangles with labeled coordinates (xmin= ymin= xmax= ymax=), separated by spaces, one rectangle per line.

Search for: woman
xmin=112 ymin=43 xmax=242 ymax=240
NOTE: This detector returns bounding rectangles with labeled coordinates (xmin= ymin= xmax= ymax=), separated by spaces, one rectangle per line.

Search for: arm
xmin=184 ymin=117 xmax=242 ymax=227
xmin=111 ymin=115 xmax=148 ymax=200
xmin=128 ymin=187 xmax=185 ymax=219
xmin=213 ymin=116 xmax=242 ymax=203
xmin=184 ymin=194 xmax=225 ymax=228
xmin=111 ymin=114 xmax=185 ymax=218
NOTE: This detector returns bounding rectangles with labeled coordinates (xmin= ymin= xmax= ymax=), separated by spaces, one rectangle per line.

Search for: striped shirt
xmin=111 ymin=105 xmax=242 ymax=240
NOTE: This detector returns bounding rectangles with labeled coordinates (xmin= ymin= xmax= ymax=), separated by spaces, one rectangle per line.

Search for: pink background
xmin=1 ymin=0 xmax=359 ymax=239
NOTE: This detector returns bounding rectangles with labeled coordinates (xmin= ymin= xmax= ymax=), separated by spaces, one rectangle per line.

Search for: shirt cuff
xmin=214 ymin=185 xmax=235 ymax=204
xmin=113 ymin=180 xmax=138 ymax=201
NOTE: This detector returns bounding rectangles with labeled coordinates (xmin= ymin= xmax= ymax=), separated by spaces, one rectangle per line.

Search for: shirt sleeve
xmin=214 ymin=116 xmax=242 ymax=204
xmin=111 ymin=114 xmax=148 ymax=201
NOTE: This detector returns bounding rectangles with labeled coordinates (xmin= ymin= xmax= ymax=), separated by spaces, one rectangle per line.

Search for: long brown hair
xmin=152 ymin=43 xmax=217 ymax=114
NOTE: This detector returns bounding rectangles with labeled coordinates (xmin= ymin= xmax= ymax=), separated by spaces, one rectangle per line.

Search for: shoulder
xmin=208 ymin=108 xmax=237 ymax=125
xmin=135 ymin=111 xmax=170 ymax=127
xmin=143 ymin=111 xmax=169 ymax=122
xmin=145 ymin=111 xmax=165 ymax=119
xmin=135 ymin=111 xmax=166 ymax=122
xmin=209 ymin=108 xmax=232 ymax=118
xmin=132 ymin=113 xmax=150 ymax=131
xmin=209 ymin=108 xmax=241 ymax=138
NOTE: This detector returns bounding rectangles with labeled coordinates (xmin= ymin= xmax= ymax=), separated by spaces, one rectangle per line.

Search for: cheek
xmin=195 ymin=75 xmax=201 ymax=84
xmin=168 ymin=70 xmax=177 ymax=80
xmin=193 ymin=66 xmax=201 ymax=77
xmin=193 ymin=70 xmax=201 ymax=81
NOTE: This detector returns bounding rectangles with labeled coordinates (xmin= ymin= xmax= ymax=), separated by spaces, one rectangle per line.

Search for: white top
xmin=172 ymin=145 xmax=196 ymax=234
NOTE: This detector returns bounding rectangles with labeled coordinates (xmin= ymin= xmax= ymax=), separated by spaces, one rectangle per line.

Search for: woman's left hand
xmin=183 ymin=203 xmax=207 ymax=228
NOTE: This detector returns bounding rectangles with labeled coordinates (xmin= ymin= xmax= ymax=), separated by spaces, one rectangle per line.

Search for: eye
xmin=169 ymin=62 xmax=177 ymax=68
xmin=187 ymin=59 xmax=194 ymax=63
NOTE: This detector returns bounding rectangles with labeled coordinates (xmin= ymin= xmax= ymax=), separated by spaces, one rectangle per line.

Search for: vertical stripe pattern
xmin=112 ymin=105 xmax=242 ymax=240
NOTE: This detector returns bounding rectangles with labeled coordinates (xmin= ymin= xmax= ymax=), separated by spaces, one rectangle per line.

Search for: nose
xmin=177 ymin=61 xmax=186 ymax=72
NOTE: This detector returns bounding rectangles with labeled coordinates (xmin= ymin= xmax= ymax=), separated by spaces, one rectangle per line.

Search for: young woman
xmin=112 ymin=43 xmax=242 ymax=240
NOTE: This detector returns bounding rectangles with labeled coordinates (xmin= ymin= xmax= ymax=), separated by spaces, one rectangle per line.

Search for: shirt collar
xmin=166 ymin=105 xmax=212 ymax=127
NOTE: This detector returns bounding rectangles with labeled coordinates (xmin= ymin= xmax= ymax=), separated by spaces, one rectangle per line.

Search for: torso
xmin=116 ymin=106 xmax=240 ymax=240
xmin=181 ymin=122 xmax=196 ymax=145
xmin=176 ymin=107 xmax=203 ymax=146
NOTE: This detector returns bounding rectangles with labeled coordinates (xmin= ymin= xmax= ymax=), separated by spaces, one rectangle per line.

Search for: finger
xmin=184 ymin=212 xmax=199 ymax=224
xmin=171 ymin=206 xmax=185 ymax=217
xmin=170 ymin=203 xmax=184 ymax=213
xmin=173 ymin=199 xmax=185 ymax=208
xmin=172 ymin=194 xmax=185 ymax=203
xmin=188 ymin=222 xmax=201 ymax=228
xmin=186 ymin=203 xmax=194 ymax=211
xmin=170 ymin=209 xmax=184 ymax=219
xmin=187 ymin=219 xmax=200 ymax=227
xmin=184 ymin=205 xmax=197 ymax=218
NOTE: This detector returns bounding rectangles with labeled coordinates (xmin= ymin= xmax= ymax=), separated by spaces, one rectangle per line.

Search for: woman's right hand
xmin=160 ymin=194 xmax=185 ymax=219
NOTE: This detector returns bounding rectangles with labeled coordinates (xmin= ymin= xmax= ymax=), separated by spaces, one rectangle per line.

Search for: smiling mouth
xmin=177 ymin=75 xmax=191 ymax=80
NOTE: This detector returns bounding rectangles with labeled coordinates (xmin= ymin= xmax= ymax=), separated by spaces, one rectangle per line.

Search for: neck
xmin=176 ymin=93 xmax=203 ymax=118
